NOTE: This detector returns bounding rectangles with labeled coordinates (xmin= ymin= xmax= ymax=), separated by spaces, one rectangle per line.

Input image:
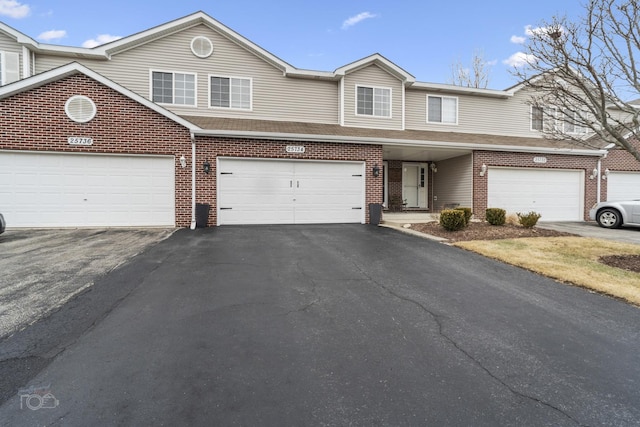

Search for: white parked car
xmin=589 ymin=200 xmax=640 ymax=228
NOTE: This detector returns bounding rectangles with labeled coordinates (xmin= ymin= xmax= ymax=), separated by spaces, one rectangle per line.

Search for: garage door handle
xmin=220 ymin=207 xmax=232 ymax=210
xmin=352 ymin=207 xmax=362 ymax=209
xmin=221 ymin=172 xmax=233 ymax=175
xmin=352 ymin=174 xmax=362 ymax=177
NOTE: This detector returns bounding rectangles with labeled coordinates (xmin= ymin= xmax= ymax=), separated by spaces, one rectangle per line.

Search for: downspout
xmin=596 ymin=157 xmax=602 ymax=204
xmin=190 ymin=132 xmax=197 ymax=230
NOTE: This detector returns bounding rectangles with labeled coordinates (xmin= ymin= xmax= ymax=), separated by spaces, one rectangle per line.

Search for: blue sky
xmin=1 ymin=0 xmax=586 ymax=89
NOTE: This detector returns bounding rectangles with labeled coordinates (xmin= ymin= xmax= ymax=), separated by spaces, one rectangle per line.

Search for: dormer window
xmin=356 ymin=86 xmax=391 ymax=118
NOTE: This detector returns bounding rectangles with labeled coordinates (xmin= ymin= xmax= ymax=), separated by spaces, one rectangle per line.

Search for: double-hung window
xmin=357 ymin=86 xmax=391 ymax=117
xmin=0 ymin=51 xmax=20 ymax=86
xmin=151 ymin=71 xmax=196 ymax=106
xmin=427 ymin=95 xmax=457 ymax=124
xmin=210 ymin=76 xmax=251 ymax=109
xmin=563 ymin=109 xmax=586 ymax=134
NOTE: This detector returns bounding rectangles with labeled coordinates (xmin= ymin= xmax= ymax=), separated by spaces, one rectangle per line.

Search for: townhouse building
xmin=1 ymin=11 xmax=638 ymax=228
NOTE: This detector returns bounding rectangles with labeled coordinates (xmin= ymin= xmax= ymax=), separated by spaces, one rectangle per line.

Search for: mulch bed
xmin=409 ymin=221 xmax=573 ymax=243
xmin=599 ymin=255 xmax=640 ymax=274
xmin=409 ymin=221 xmax=640 ymax=274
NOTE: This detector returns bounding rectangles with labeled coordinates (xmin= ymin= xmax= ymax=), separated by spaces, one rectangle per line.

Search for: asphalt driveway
xmin=0 ymin=229 xmax=173 ymax=339
xmin=1 ymin=225 xmax=639 ymax=426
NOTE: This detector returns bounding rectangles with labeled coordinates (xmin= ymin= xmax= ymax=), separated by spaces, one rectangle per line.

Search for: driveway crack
xmin=347 ymin=258 xmax=587 ymax=427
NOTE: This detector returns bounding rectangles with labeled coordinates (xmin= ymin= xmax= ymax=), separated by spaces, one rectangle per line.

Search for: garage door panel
xmin=607 ymin=172 xmax=640 ymax=201
xmin=218 ymin=158 xmax=364 ymax=225
xmin=488 ymin=168 xmax=583 ymax=221
xmin=0 ymin=152 xmax=175 ymax=227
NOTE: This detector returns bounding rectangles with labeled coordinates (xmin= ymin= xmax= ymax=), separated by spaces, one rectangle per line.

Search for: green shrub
xmin=485 ymin=208 xmax=506 ymax=226
xmin=517 ymin=211 xmax=542 ymax=228
xmin=454 ymin=207 xmax=472 ymax=225
xmin=439 ymin=209 xmax=467 ymax=231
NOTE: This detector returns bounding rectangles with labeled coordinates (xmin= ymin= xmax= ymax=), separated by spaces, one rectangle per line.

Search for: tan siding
xmin=406 ymin=88 xmax=543 ymax=138
xmin=35 ymin=25 xmax=339 ymax=124
xmin=433 ymin=154 xmax=473 ymax=210
xmin=343 ymin=64 xmax=404 ymax=130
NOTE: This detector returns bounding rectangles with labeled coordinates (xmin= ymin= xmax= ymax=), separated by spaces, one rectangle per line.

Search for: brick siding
xmin=473 ymin=151 xmax=601 ymax=220
xmin=194 ymin=136 xmax=383 ymax=225
xmin=0 ymin=74 xmax=193 ymax=226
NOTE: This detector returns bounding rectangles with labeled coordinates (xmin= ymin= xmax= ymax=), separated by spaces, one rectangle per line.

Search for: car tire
xmin=597 ymin=208 xmax=622 ymax=229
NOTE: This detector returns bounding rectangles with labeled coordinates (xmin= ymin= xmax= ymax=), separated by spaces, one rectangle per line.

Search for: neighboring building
xmin=1 ymin=12 xmax=638 ymax=228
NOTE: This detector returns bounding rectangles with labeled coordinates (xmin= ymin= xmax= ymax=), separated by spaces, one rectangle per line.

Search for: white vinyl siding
xmin=427 ymin=95 xmax=457 ymax=124
xmin=433 ymin=154 xmax=473 ymax=210
xmin=151 ymin=71 xmax=196 ymax=106
xmin=405 ymin=88 xmax=547 ymax=137
xmin=356 ymin=86 xmax=391 ymax=117
xmin=0 ymin=50 xmax=20 ymax=85
xmin=210 ymin=76 xmax=251 ymax=110
xmin=34 ymin=25 xmax=338 ymax=123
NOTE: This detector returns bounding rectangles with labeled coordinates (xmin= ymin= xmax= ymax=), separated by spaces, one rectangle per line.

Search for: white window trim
xmin=355 ymin=85 xmax=393 ymax=119
xmin=0 ymin=50 xmax=20 ymax=86
xmin=563 ymin=109 xmax=588 ymax=135
xmin=426 ymin=94 xmax=458 ymax=125
xmin=208 ymin=74 xmax=253 ymax=111
xmin=149 ymin=69 xmax=198 ymax=107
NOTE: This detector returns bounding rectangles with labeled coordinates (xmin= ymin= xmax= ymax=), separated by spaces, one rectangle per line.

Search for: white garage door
xmin=0 ymin=152 xmax=175 ymax=227
xmin=217 ymin=158 xmax=365 ymax=225
xmin=488 ymin=167 xmax=584 ymax=221
xmin=607 ymin=172 xmax=640 ymax=201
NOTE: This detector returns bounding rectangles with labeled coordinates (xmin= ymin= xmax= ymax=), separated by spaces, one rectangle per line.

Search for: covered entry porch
xmin=381 ymin=144 xmax=473 ymax=212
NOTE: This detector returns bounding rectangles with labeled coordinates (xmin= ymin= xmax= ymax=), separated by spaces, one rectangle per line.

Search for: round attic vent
xmin=191 ymin=36 xmax=213 ymax=58
xmin=65 ymin=95 xmax=97 ymax=123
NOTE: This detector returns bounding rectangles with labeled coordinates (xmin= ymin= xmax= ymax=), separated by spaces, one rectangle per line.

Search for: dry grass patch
xmin=454 ymin=236 xmax=640 ymax=306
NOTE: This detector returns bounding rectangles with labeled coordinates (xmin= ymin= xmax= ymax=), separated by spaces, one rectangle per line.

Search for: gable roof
xmin=0 ymin=62 xmax=200 ymax=131
xmin=335 ymin=53 xmax=416 ymax=85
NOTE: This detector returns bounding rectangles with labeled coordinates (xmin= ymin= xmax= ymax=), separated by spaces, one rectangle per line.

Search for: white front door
xmin=402 ymin=164 xmax=427 ymax=208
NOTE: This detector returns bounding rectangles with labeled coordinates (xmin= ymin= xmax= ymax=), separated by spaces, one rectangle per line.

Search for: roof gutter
xmin=192 ymin=129 xmax=607 ymax=157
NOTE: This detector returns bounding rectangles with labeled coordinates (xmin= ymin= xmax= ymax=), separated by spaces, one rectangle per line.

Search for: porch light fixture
xmin=479 ymin=164 xmax=487 ymax=177
xmin=372 ymin=164 xmax=380 ymax=177
xmin=203 ymin=161 xmax=211 ymax=174
xmin=430 ymin=163 xmax=438 ymax=173
xmin=589 ymin=168 xmax=598 ymax=180
xmin=179 ymin=155 xmax=186 ymax=168
xmin=602 ymin=168 xmax=610 ymax=180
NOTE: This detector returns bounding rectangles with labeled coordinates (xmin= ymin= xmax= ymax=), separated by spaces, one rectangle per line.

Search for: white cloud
xmin=0 ymin=0 xmax=30 ymax=19
xmin=510 ymin=35 xmax=526 ymax=44
xmin=503 ymin=52 xmax=537 ymax=67
xmin=486 ymin=59 xmax=498 ymax=66
xmin=342 ymin=12 xmax=377 ymax=30
xmin=37 ymin=29 xmax=66 ymax=41
xmin=82 ymin=34 xmax=122 ymax=48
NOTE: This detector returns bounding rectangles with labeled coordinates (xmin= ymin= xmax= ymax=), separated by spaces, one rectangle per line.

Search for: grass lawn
xmin=454 ymin=236 xmax=640 ymax=306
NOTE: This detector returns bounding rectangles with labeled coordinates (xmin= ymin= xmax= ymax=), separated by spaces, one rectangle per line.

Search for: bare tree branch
xmin=512 ymin=0 xmax=640 ymax=162
xmin=450 ymin=50 xmax=491 ymax=89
